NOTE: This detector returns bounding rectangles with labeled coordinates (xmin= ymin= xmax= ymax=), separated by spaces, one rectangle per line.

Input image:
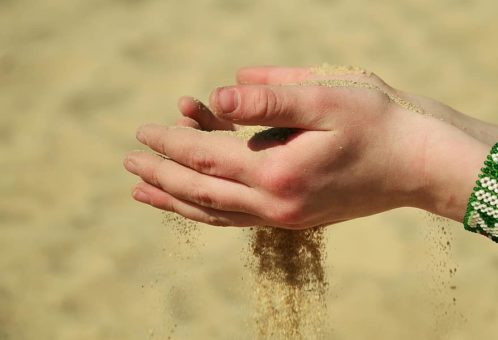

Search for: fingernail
xmin=133 ymin=189 xmax=150 ymax=204
xmin=217 ymin=87 xmax=239 ymax=114
xmin=124 ymin=156 xmax=137 ymax=173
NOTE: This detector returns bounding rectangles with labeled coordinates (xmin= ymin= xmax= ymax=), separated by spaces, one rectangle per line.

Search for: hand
xmin=177 ymin=66 xmax=498 ymax=145
xmin=124 ymin=66 xmax=490 ymax=229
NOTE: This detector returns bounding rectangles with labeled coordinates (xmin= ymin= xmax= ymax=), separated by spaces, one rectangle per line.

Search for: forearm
xmin=402 ymin=91 xmax=498 ymax=146
xmin=449 ymin=113 xmax=498 ymax=147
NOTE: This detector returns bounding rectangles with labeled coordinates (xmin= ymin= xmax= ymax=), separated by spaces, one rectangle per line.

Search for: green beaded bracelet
xmin=464 ymin=142 xmax=498 ymax=242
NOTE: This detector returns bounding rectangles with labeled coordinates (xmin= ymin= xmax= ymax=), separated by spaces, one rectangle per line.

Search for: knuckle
xmin=265 ymin=87 xmax=282 ymax=115
xmin=260 ymin=164 xmax=301 ymax=197
xmin=160 ymin=197 xmax=176 ymax=213
xmin=268 ymin=200 xmax=306 ymax=225
xmin=258 ymin=164 xmax=308 ymax=225
xmin=158 ymin=136 xmax=168 ymax=155
xmin=245 ymin=87 xmax=280 ymax=121
xmin=191 ymin=187 xmax=215 ymax=207
xmin=190 ymin=150 xmax=216 ymax=174
xmin=150 ymin=165 xmax=163 ymax=187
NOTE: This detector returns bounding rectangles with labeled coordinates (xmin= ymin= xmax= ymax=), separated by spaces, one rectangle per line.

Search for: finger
xmin=177 ymin=96 xmax=235 ymax=131
xmin=236 ymin=65 xmax=394 ymax=99
xmin=124 ymin=151 xmax=261 ymax=213
xmin=132 ymin=182 xmax=265 ymax=227
xmin=209 ymin=84 xmax=342 ymax=129
xmin=175 ymin=116 xmax=201 ymax=129
xmin=135 ymin=125 xmax=259 ymax=184
xmin=236 ymin=66 xmax=312 ymax=85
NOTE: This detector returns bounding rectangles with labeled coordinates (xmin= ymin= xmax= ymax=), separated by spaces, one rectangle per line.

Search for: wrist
xmin=416 ymin=118 xmax=490 ymax=221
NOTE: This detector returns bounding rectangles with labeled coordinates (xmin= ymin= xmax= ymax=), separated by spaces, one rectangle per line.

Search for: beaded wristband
xmin=464 ymin=142 xmax=498 ymax=242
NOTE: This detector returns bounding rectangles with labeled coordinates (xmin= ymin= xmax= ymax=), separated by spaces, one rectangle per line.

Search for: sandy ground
xmin=1 ymin=0 xmax=498 ymax=339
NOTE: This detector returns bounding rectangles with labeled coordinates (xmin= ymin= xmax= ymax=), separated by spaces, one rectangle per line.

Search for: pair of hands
xmin=123 ymin=66 xmax=491 ymax=229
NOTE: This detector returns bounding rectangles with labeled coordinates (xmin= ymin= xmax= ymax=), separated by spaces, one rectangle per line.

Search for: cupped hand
xmin=124 ymin=66 xmax=489 ymax=228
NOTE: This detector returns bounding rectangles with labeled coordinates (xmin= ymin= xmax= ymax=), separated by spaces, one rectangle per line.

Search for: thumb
xmin=209 ymin=85 xmax=332 ymax=129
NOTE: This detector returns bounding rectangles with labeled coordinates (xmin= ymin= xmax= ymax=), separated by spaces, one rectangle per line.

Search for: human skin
xmin=123 ymin=66 xmax=496 ymax=229
xmin=177 ymin=66 xmax=498 ymax=146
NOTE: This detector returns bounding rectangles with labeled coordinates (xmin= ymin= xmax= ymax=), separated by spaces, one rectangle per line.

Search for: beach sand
xmin=1 ymin=0 xmax=498 ymax=339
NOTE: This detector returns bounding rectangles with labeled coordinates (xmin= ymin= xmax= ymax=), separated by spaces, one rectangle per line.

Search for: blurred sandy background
xmin=1 ymin=0 xmax=498 ymax=339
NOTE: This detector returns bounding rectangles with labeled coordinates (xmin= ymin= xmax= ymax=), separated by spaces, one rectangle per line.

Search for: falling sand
xmin=248 ymin=226 xmax=328 ymax=339
xmin=422 ymin=213 xmax=466 ymax=339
